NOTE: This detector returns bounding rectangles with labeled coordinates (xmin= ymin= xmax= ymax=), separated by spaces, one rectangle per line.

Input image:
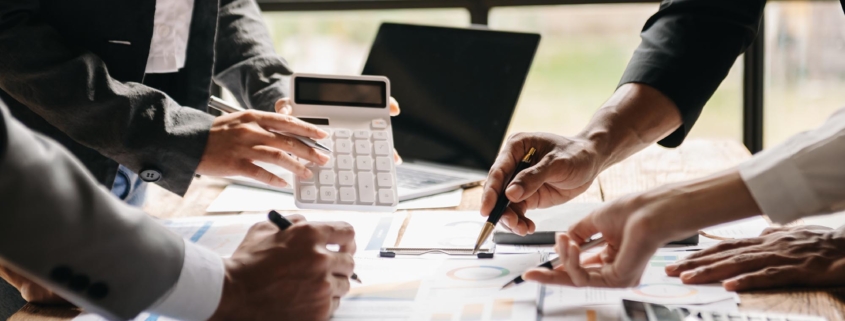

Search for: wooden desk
xmin=11 ymin=139 xmax=845 ymax=321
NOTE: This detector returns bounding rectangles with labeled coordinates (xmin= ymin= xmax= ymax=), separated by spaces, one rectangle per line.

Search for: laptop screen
xmin=362 ymin=23 xmax=540 ymax=171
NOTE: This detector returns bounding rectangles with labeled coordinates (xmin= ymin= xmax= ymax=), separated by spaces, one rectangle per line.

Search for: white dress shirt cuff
xmin=739 ymin=151 xmax=824 ymax=225
xmin=147 ymin=242 xmax=225 ymax=321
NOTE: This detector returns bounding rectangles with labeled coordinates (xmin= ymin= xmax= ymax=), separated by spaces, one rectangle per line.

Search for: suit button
xmin=50 ymin=266 xmax=73 ymax=283
xmin=139 ymin=169 xmax=162 ymax=182
xmin=68 ymin=275 xmax=90 ymax=292
xmin=87 ymin=282 xmax=109 ymax=300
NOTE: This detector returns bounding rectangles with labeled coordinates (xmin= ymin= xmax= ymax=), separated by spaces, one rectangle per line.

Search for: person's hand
xmin=666 ymin=225 xmax=845 ymax=291
xmin=275 ymin=97 xmax=403 ymax=164
xmin=197 ymin=110 xmax=330 ymax=188
xmin=521 ymin=192 xmax=672 ymax=287
xmin=480 ymin=133 xmax=602 ymax=235
xmin=521 ymin=170 xmax=760 ymax=288
xmin=0 ymin=265 xmax=70 ymax=305
xmin=209 ymin=216 xmax=356 ymax=321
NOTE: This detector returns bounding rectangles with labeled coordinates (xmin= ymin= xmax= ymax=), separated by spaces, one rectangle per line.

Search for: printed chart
xmin=446 ymin=266 xmax=510 ymax=281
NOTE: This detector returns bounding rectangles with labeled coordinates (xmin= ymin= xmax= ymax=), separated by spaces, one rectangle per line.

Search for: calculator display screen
xmin=295 ymin=77 xmax=387 ymax=108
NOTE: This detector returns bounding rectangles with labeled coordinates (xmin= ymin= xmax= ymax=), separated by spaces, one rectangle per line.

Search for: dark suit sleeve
xmin=618 ymin=0 xmax=765 ymax=147
xmin=0 ymin=1 xmax=214 ymax=196
xmin=0 ymin=102 xmax=185 ymax=320
xmin=213 ymin=0 xmax=293 ymax=111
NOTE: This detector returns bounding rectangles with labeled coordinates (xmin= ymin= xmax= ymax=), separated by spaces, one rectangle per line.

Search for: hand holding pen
xmin=473 ymin=147 xmax=537 ymax=254
xmin=502 ymin=234 xmax=605 ymax=289
xmin=198 ymin=96 xmax=331 ymax=188
xmin=268 ymin=211 xmax=361 ymax=283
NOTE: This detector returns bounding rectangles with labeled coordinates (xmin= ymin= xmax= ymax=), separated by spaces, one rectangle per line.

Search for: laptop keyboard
xmin=396 ymin=166 xmax=464 ymax=189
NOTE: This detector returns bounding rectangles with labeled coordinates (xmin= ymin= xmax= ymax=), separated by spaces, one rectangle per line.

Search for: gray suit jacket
xmin=0 ymin=100 xmax=185 ymax=320
xmin=0 ymin=0 xmax=292 ymax=195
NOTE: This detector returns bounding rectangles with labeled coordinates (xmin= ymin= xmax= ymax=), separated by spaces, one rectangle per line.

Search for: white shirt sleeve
xmin=739 ymin=106 xmax=845 ymax=224
xmin=145 ymin=242 xmax=225 ymax=321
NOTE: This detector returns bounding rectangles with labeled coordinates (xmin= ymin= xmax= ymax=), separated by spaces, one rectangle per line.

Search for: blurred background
xmin=252 ymin=1 xmax=845 ymax=149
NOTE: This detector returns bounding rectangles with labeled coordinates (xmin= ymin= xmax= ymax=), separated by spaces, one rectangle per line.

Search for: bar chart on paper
xmin=423 ymin=298 xmax=533 ymax=321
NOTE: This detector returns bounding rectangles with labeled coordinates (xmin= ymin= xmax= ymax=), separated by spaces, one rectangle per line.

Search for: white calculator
xmin=290 ymin=73 xmax=398 ymax=212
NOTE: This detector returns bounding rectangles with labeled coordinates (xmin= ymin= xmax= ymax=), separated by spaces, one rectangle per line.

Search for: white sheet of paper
xmin=206 ymin=184 xmax=463 ymax=213
xmin=698 ymin=216 xmax=770 ymax=247
xmin=541 ymin=251 xmax=737 ymax=312
xmin=384 ymin=211 xmax=494 ymax=250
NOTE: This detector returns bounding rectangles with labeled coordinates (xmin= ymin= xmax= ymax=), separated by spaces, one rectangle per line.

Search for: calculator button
xmin=358 ymin=172 xmax=375 ymax=203
xmin=319 ymin=170 xmax=335 ymax=185
xmin=337 ymin=155 xmax=354 ymax=170
xmin=355 ymin=140 xmax=371 ymax=155
xmin=372 ymin=131 xmax=389 ymax=140
xmin=376 ymin=157 xmax=392 ymax=171
xmin=377 ymin=173 xmax=393 ymax=187
xmin=317 ymin=139 xmax=333 ymax=150
xmin=336 ymin=139 xmax=353 ymax=154
xmin=371 ymin=119 xmax=387 ymax=129
xmin=334 ymin=129 xmax=352 ymax=138
xmin=354 ymin=130 xmax=370 ymax=139
xmin=356 ymin=156 xmax=373 ymax=171
xmin=378 ymin=189 xmax=395 ymax=204
xmin=300 ymin=186 xmax=317 ymax=201
xmin=374 ymin=141 xmax=391 ymax=156
xmin=319 ymin=187 xmax=337 ymax=202
xmin=339 ymin=187 xmax=356 ymax=203
xmin=338 ymin=171 xmax=355 ymax=186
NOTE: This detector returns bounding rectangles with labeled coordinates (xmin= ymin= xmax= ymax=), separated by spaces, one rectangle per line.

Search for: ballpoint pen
xmin=267 ymin=210 xmax=361 ymax=284
xmin=207 ymin=96 xmax=332 ymax=153
xmin=472 ymin=147 xmax=537 ymax=254
xmin=500 ymin=235 xmax=606 ymax=290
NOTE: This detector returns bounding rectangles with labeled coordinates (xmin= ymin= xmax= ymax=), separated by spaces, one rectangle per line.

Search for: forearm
xmin=639 ymin=169 xmax=763 ymax=243
xmin=577 ymin=83 xmax=682 ymax=172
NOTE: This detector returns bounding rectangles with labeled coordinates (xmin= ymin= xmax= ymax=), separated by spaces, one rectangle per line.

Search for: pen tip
xmin=351 ymin=274 xmax=362 ymax=284
xmin=500 ymin=282 xmax=515 ymax=290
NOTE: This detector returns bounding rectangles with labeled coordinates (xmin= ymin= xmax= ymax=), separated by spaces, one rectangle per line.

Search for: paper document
xmin=698 ymin=216 xmax=770 ymax=247
xmin=159 ymin=212 xmax=391 ymax=257
xmin=384 ymin=211 xmax=494 ymax=250
xmin=524 ymin=202 xmax=604 ymax=232
xmin=410 ymin=253 xmax=543 ymax=321
xmin=541 ymin=251 xmax=737 ymax=315
xmin=206 ymin=184 xmax=463 ymax=212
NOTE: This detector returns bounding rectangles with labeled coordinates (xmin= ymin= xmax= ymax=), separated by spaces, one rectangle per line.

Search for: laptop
xmin=362 ymin=23 xmax=540 ymax=200
xmin=228 ymin=23 xmax=539 ymax=201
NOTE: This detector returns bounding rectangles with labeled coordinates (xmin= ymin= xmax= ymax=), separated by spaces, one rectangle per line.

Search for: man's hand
xmin=197 ymin=110 xmax=330 ymax=188
xmin=275 ymin=97 xmax=404 ymax=164
xmin=666 ymin=225 xmax=845 ymax=291
xmin=209 ymin=216 xmax=356 ymax=321
xmin=480 ymin=133 xmax=602 ymax=235
xmin=0 ymin=265 xmax=69 ymax=305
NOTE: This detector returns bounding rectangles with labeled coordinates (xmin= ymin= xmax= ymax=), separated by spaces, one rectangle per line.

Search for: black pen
xmin=472 ymin=147 xmax=537 ymax=254
xmin=268 ymin=211 xmax=361 ymax=283
xmin=500 ymin=235 xmax=606 ymax=290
